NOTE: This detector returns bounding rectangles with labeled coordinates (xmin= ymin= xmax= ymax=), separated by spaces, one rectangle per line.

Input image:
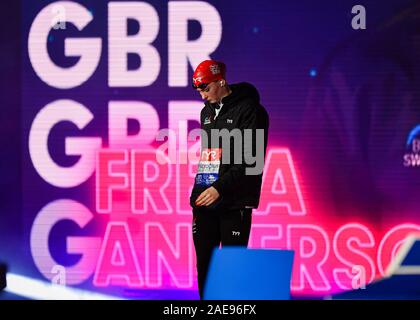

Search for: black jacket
xmin=190 ymin=82 xmax=269 ymax=210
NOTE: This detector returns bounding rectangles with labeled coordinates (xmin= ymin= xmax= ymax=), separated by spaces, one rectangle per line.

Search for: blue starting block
xmin=203 ymin=248 xmax=294 ymax=300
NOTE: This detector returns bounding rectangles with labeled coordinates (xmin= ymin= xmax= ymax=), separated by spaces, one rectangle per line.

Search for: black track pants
xmin=192 ymin=207 xmax=252 ymax=299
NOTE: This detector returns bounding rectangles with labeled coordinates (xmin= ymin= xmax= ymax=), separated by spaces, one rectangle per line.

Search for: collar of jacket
xmin=205 ymin=86 xmax=236 ymax=116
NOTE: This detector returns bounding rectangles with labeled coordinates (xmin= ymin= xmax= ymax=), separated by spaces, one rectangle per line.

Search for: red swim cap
xmin=192 ymin=60 xmax=226 ymax=89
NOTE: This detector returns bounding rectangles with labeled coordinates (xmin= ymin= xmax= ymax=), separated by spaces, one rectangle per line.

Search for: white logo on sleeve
xmin=232 ymin=231 xmax=241 ymax=236
xmin=204 ymin=116 xmax=211 ymax=125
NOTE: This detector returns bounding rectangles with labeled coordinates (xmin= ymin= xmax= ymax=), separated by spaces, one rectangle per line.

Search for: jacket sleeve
xmin=211 ymin=103 xmax=268 ymax=195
